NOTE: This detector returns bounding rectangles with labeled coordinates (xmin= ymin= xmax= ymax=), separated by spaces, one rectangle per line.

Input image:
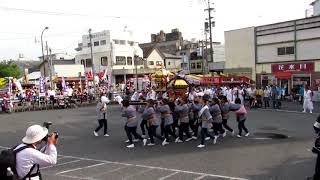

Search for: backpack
xmin=0 ymin=145 xmax=37 ymax=180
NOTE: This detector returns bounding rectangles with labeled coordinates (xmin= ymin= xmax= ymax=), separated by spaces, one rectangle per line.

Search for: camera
xmin=42 ymin=122 xmax=59 ymax=141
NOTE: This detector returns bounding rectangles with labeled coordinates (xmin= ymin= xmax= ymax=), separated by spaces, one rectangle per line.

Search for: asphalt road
xmin=0 ymin=104 xmax=318 ymax=180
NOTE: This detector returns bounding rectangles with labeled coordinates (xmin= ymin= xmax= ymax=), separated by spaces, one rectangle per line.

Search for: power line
xmin=0 ymin=6 xmax=121 ymax=19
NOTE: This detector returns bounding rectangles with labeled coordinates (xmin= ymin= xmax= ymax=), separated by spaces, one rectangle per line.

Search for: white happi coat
xmin=303 ymin=90 xmax=313 ymax=111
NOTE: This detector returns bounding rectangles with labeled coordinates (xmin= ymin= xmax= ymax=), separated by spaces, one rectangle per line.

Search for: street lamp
xmin=41 ymin=27 xmax=49 ymax=62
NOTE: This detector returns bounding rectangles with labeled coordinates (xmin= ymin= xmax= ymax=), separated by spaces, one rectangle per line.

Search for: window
xmin=101 ymin=57 xmax=108 ymax=66
xmin=128 ymin=41 xmax=134 ymax=46
xmin=191 ymin=63 xmax=196 ymax=69
xmin=87 ymin=43 xmax=92 ymax=47
xmin=113 ymin=40 xmax=120 ymax=44
xmin=94 ymin=41 xmax=99 ymax=46
xmin=81 ymin=59 xmax=85 ymax=66
xmin=85 ymin=59 xmax=92 ymax=67
xmin=100 ymin=40 xmax=106 ymax=45
xmin=120 ymin=40 xmax=126 ymax=45
xmin=168 ymin=61 xmax=171 ymax=66
xmin=149 ymin=61 xmax=154 ymax=66
xmin=277 ymin=46 xmax=294 ymax=55
xmin=127 ymin=57 xmax=132 ymax=65
xmin=197 ymin=62 xmax=202 ymax=69
xmin=115 ymin=56 xmax=126 ymax=65
xmin=156 ymin=61 xmax=162 ymax=66
xmin=286 ymin=46 xmax=295 ymax=54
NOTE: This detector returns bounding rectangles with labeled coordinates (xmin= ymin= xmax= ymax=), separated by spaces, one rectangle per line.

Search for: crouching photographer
xmin=15 ymin=123 xmax=58 ymax=180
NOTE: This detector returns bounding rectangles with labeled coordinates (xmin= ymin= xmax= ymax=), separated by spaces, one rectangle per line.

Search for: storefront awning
xmin=275 ymin=72 xmax=292 ymax=79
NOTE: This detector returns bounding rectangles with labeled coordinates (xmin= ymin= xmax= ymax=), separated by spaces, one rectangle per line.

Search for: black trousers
xmin=95 ymin=119 xmax=107 ymax=135
xmin=314 ymin=154 xmax=320 ymax=180
xmin=222 ymin=119 xmax=233 ymax=132
xmin=179 ymin=122 xmax=191 ymax=140
xmin=164 ymin=124 xmax=177 ymax=142
xmin=200 ymin=128 xmax=215 ymax=145
xmin=237 ymin=119 xmax=249 ymax=136
xmin=263 ymin=97 xmax=270 ymax=108
xmin=172 ymin=116 xmax=179 ymax=135
xmin=148 ymin=125 xmax=163 ymax=143
xmin=212 ymin=122 xmax=225 ymax=136
xmin=160 ymin=119 xmax=165 ymax=136
xmin=140 ymin=119 xmax=148 ymax=135
xmin=190 ymin=120 xmax=199 ymax=137
xmin=124 ymin=126 xmax=143 ymax=144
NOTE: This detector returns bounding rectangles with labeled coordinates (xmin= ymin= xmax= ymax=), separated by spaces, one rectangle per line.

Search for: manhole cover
xmin=253 ymin=132 xmax=289 ymax=139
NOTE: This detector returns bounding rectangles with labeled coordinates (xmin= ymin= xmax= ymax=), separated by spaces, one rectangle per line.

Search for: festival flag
xmin=39 ymin=77 xmax=45 ymax=93
xmin=61 ymin=76 xmax=66 ymax=91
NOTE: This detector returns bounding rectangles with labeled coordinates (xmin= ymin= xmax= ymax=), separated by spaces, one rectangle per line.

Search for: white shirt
xmin=15 ymin=144 xmax=57 ymax=179
xmin=66 ymin=88 xmax=73 ymax=96
xmin=48 ymin=90 xmax=56 ymax=97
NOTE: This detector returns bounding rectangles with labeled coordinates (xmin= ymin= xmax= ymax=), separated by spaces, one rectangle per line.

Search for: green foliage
xmin=0 ymin=61 xmax=21 ymax=78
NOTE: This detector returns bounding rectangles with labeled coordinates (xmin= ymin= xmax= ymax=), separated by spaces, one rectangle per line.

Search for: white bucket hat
xmin=22 ymin=125 xmax=48 ymax=144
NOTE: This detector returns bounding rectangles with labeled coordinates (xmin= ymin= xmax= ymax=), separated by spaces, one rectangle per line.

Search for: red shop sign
xmin=271 ymin=62 xmax=314 ymax=73
xmin=201 ymin=77 xmax=220 ymax=85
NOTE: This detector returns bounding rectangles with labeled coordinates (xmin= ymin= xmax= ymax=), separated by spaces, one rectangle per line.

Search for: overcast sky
xmin=0 ymin=0 xmax=314 ymax=60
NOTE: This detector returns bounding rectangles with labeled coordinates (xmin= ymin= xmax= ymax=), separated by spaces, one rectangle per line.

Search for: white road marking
xmin=41 ymin=159 xmax=82 ymax=170
xmin=0 ymin=145 xmax=248 ymax=180
xmin=56 ymin=162 xmax=107 ymax=175
xmin=158 ymin=172 xmax=179 ymax=180
xmin=195 ymin=175 xmax=207 ymax=180
xmin=58 ymin=174 xmax=98 ymax=180
xmin=123 ymin=168 xmax=154 ymax=180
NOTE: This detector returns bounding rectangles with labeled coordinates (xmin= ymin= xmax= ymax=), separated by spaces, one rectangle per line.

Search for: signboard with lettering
xmin=271 ymin=62 xmax=314 ymax=73
xmin=200 ymin=77 xmax=220 ymax=85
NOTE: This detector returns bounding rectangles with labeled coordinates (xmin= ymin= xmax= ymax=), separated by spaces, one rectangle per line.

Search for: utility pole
xmin=89 ymin=29 xmax=96 ymax=100
xmin=46 ymin=41 xmax=49 ymax=86
xmin=204 ymin=0 xmax=215 ymax=73
xmin=134 ymin=55 xmax=138 ymax=91
xmin=49 ymin=48 xmax=53 ymax=88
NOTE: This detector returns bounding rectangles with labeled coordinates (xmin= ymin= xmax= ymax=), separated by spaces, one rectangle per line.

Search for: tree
xmin=0 ymin=61 xmax=21 ymax=78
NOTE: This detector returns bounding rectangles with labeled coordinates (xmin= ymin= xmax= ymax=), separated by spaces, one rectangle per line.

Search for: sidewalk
xmin=253 ymin=100 xmax=319 ymax=114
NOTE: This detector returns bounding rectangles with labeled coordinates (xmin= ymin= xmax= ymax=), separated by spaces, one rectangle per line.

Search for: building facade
xmin=75 ymin=30 xmax=144 ymax=85
xmin=225 ymin=15 xmax=320 ymax=92
xmin=312 ymin=0 xmax=320 ymax=16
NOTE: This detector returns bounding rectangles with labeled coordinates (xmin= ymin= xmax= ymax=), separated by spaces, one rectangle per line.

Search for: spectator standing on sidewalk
xmin=263 ymin=87 xmax=271 ymax=108
xmin=303 ymin=85 xmax=313 ymax=113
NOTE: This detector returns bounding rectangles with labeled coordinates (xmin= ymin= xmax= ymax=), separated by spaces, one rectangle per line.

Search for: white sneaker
xmin=192 ymin=136 xmax=198 ymax=140
xmin=176 ymin=140 xmax=183 ymax=143
xmin=143 ymin=139 xmax=147 ymax=146
xmin=231 ymin=131 xmax=235 ymax=136
xmin=245 ymin=132 xmax=250 ymax=137
xmin=213 ymin=136 xmax=218 ymax=144
xmin=175 ymin=137 xmax=180 ymax=143
xmin=104 ymin=134 xmax=110 ymax=137
xmin=125 ymin=139 xmax=130 ymax=143
xmin=185 ymin=138 xmax=193 ymax=142
xmin=236 ymin=135 xmax=242 ymax=138
xmin=310 ymin=111 xmax=313 ymax=114
xmin=147 ymin=143 xmax=155 ymax=146
xmin=222 ymin=131 xmax=227 ymax=138
xmin=93 ymin=131 xmax=98 ymax=137
xmin=197 ymin=144 xmax=205 ymax=148
xmin=162 ymin=139 xmax=169 ymax=146
xmin=133 ymin=139 xmax=139 ymax=142
xmin=205 ymin=137 xmax=211 ymax=141
xmin=126 ymin=144 xmax=134 ymax=148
